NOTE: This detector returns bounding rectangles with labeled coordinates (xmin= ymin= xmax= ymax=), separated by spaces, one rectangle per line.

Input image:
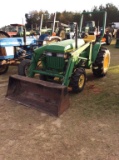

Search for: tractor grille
xmin=46 ymin=56 xmax=65 ymax=71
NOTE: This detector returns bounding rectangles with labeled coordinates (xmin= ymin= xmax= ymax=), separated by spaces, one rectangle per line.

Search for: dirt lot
xmin=0 ymin=39 xmax=119 ymax=160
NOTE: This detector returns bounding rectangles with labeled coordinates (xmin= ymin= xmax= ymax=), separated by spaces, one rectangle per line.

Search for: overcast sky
xmin=0 ymin=0 xmax=119 ymax=27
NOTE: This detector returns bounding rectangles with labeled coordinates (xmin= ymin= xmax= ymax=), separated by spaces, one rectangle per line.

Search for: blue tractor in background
xmin=0 ymin=32 xmax=39 ymax=75
xmin=0 ymin=13 xmax=76 ymax=76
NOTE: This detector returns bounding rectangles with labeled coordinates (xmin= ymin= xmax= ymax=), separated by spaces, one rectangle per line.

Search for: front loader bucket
xmin=6 ymin=75 xmax=70 ymax=116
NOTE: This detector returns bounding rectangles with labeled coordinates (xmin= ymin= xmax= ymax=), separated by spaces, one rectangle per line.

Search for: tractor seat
xmin=83 ymin=35 xmax=96 ymax=42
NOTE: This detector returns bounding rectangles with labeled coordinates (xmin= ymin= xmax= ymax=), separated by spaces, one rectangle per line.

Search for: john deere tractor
xmin=28 ymin=11 xmax=110 ymax=91
xmin=6 ymin=11 xmax=111 ymax=116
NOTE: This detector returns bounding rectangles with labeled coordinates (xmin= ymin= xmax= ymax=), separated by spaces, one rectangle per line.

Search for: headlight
xmin=45 ymin=52 xmax=52 ymax=56
xmin=57 ymin=53 xmax=64 ymax=57
xmin=43 ymin=41 xmax=47 ymax=45
xmin=57 ymin=53 xmax=68 ymax=59
xmin=44 ymin=52 xmax=68 ymax=58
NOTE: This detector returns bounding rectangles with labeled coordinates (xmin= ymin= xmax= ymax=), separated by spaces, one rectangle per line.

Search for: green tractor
xmin=6 ymin=11 xmax=110 ymax=116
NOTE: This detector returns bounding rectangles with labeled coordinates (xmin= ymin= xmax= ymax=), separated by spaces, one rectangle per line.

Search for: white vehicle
xmin=111 ymin=22 xmax=119 ymax=29
xmin=109 ymin=22 xmax=119 ymax=38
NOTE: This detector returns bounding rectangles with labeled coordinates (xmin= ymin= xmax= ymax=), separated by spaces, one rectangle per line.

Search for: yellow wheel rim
xmin=78 ymin=74 xmax=85 ymax=88
xmin=103 ymin=53 xmax=110 ymax=72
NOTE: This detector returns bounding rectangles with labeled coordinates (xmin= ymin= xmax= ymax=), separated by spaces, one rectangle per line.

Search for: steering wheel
xmin=81 ymin=33 xmax=88 ymax=38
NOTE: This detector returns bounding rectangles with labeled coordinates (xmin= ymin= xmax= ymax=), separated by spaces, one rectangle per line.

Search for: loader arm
xmin=28 ymin=45 xmax=47 ymax=77
xmin=91 ymin=43 xmax=101 ymax=62
xmin=63 ymin=42 xmax=90 ymax=86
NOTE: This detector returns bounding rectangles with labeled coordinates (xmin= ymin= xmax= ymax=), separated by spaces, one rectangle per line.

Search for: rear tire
xmin=92 ymin=47 xmax=110 ymax=77
xmin=69 ymin=68 xmax=86 ymax=93
xmin=0 ymin=65 xmax=9 ymax=75
xmin=0 ymin=32 xmax=10 ymax=75
xmin=105 ymin=34 xmax=112 ymax=45
xmin=18 ymin=59 xmax=31 ymax=76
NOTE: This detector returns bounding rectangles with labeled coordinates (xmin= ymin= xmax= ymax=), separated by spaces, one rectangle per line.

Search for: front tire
xmin=92 ymin=47 xmax=110 ymax=77
xmin=69 ymin=68 xmax=86 ymax=93
xmin=0 ymin=65 xmax=9 ymax=75
xmin=0 ymin=31 xmax=10 ymax=75
xmin=18 ymin=59 xmax=31 ymax=76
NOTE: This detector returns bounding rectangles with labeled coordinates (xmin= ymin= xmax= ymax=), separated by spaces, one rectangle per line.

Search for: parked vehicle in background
xmin=0 ymin=24 xmax=31 ymax=38
xmin=115 ymin=29 xmax=119 ymax=48
xmin=108 ymin=22 xmax=119 ymax=38
xmin=82 ymin=21 xmax=112 ymax=45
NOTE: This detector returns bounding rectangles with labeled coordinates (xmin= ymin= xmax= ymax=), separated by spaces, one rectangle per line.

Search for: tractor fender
xmin=92 ymin=43 xmax=101 ymax=62
xmin=0 ymin=31 xmax=10 ymax=38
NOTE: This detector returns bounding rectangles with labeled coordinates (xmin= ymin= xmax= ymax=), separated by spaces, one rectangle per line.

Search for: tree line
xmin=25 ymin=3 xmax=119 ymax=30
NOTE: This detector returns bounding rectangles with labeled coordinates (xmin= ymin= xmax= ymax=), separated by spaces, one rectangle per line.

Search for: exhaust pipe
xmin=75 ymin=23 xmax=78 ymax=49
xmin=23 ymin=27 xmax=26 ymax=45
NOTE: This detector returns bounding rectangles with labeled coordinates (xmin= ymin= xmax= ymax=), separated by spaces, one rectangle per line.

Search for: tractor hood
xmin=40 ymin=28 xmax=52 ymax=34
xmin=45 ymin=39 xmax=85 ymax=53
xmin=0 ymin=37 xmax=37 ymax=47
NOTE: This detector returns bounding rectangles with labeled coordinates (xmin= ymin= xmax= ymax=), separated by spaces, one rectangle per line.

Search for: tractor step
xmin=6 ymin=75 xmax=70 ymax=116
